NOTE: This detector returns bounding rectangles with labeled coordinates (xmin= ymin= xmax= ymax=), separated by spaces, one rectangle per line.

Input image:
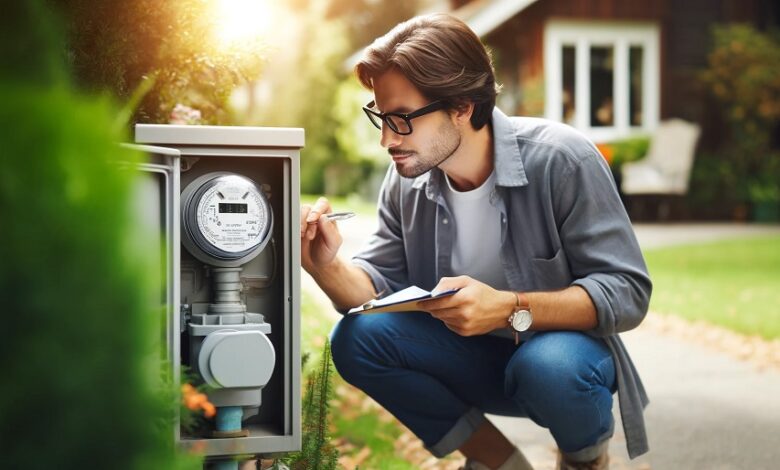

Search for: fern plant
xmin=277 ymin=340 xmax=339 ymax=470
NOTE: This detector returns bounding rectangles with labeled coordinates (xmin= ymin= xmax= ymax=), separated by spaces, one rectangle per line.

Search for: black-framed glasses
xmin=362 ymin=100 xmax=446 ymax=135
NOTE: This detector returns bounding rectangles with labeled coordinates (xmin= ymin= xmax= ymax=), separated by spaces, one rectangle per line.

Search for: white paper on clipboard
xmin=347 ymin=286 xmax=460 ymax=315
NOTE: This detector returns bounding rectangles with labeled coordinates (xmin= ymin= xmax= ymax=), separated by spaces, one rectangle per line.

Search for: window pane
xmin=562 ymin=45 xmax=576 ymax=124
xmin=630 ymin=46 xmax=644 ymax=127
xmin=590 ymin=46 xmax=614 ymax=127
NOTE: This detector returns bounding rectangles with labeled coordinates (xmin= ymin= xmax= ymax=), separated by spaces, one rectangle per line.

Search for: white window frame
xmin=544 ymin=20 xmax=660 ymax=142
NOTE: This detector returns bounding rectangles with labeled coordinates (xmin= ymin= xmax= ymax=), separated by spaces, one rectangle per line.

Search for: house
xmin=448 ymin=0 xmax=777 ymax=147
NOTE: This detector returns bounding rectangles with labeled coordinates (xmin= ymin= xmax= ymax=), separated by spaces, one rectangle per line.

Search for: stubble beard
xmin=392 ymin=119 xmax=462 ymax=179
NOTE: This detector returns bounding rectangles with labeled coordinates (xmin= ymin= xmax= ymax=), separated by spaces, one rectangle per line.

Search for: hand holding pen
xmin=301 ymin=197 xmax=355 ymax=269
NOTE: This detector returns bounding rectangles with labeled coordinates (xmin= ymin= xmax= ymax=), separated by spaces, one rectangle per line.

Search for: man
xmin=301 ymin=14 xmax=651 ymax=470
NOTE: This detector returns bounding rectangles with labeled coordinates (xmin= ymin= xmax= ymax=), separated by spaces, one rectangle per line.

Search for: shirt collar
xmin=411 ymin=107 xmax=527 ymax=194
xmin=491 ymin=107 xmax=527 ymax=187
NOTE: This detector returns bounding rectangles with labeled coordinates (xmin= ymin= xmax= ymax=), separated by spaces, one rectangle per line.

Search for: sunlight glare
xmin=216 ymin=0 xmax=273 ymax=46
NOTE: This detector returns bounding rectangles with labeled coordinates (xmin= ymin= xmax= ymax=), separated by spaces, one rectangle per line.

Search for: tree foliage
xmin=1 ymin=2 xmax=67 ymax=86
xmin=702 ymin=25 xmax=780 ymax=142
xmin=55 ymin=0 xmax=266 ymax=124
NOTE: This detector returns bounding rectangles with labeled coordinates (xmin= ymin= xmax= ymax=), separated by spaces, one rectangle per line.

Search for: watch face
xmin=511 ymin=309 xmax=533 ymax=332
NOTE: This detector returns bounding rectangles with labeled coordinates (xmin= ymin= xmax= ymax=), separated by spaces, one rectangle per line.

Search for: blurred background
xmin=51 ymin=0 xmax=780 ymax=222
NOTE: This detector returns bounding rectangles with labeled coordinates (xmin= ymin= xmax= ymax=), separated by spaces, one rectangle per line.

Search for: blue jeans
xmin=330 ymin=312 xmax=616 ymax=458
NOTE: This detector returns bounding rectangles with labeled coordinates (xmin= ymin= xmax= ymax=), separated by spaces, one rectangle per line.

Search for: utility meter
xmin=180 ymin=171 xmax=276 ymax=438
xmin=133 ymin=123 xmax=304 ymax=468
xmin=181 ymin=172 xmax=273 ymax=267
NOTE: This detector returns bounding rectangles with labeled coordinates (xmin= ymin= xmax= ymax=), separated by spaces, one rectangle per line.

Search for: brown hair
xmin=355 ymin=13 xmax=500 ymax=130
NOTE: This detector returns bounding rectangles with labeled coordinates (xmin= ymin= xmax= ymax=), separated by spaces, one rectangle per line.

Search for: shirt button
xmin=442 ymin=218 xmax=449 ymax=224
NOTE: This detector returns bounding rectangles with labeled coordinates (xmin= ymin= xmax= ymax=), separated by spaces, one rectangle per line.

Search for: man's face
xmin=372 ymin=68 xmax=461 ymax=178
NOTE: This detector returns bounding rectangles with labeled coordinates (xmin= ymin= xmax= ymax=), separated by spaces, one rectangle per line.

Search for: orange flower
xmin=595 ymin=143 xmax=613 ymax=165
xmin=201 ymin=402 xmax=216 ymax=418
xmin=181 ymin=382 xmax=216 ymax=418
xmin=184 ymin=393 xmax=207 ymax=410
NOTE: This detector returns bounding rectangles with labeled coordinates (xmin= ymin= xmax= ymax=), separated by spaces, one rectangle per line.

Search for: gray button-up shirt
xmin=351 ymin=107 xmax=652 ymax=458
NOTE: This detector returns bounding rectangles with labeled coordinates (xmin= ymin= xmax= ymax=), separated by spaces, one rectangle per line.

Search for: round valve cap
xmin=198 ymin=330 xmax=275 ymax=388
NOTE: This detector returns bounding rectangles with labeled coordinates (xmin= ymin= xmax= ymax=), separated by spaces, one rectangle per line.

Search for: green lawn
xmin=643 ymin=235 xmax=780 ymax=340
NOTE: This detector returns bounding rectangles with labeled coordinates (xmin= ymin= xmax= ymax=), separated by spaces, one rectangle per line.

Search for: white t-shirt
xmin=442 ymin=170 xmax=509 ymax=291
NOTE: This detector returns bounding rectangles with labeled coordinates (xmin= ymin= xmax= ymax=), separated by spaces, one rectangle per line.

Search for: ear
xmin=449 ymin=102 xmax=474 ymax=127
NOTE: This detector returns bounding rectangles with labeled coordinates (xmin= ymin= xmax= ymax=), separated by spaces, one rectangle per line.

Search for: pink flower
xmin=169 ymin=104 xmax=202 ymax=125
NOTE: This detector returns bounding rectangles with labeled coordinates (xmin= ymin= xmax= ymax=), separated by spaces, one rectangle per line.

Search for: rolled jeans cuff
xmin=561 ymin=420 xmax=614 ymax=462
xmin=426 ymin=407 xmax=486 ymax=458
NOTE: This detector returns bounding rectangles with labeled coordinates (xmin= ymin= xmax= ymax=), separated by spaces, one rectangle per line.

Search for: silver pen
xmin=308 ymin=211 xmax=356 ymax=223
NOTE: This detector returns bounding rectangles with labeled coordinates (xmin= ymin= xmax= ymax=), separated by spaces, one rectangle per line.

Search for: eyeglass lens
xmin=385 ymin=115 xmax=412 ymax=134
xmin=368 ymin=112 xmax=412 ymax=135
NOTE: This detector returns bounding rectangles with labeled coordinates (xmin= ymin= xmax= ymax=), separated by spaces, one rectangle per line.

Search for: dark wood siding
xmin=482 ymin=0 xmax=776 ymax=151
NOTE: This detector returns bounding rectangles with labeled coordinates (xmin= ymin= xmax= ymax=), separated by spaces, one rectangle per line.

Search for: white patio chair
xmin=621 ymin=119 xmax=701 ymax=219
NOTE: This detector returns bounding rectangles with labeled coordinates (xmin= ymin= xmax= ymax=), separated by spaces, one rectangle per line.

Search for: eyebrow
xmin=382 ymin=106 xmax=415 ymax=114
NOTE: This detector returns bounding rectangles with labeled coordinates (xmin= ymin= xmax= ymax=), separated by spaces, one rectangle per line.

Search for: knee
xmin=329 ymin=314 xmax=356 ymax=364
xmin=329 ymin=314 xmax=396 ymax=384
xmin=329 ymin=315 xmax=363 ymax=382
xmin=505 ymin=332 xmax=613 ymax=403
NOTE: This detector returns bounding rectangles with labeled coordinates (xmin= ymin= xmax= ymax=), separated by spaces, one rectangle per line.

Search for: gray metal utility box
xmin=130 ymin=125 xmax=303 ymax=463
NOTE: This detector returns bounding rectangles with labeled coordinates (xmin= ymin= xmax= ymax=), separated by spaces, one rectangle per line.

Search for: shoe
xmin=461 ymin=447 xmax=534 ymax=470
xmin=556 ymin=450 xmax=609 ymax=470
xmin=460 ymin=459 xmax=488 ymax=470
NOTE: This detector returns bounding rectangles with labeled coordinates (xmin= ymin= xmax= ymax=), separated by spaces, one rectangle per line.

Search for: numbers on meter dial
xmin=181 ymin=172 xmax=273 ymax=265
xmin=195 ymin=175 xmax=270 ymax=254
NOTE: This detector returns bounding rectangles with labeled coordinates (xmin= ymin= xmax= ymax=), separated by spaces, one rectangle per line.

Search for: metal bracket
xmin=180 ymin=304 xmax=192 ymax=333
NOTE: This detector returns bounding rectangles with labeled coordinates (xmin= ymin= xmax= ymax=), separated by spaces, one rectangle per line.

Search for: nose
xmin=380 ymin=123 xmax=402 ymax=149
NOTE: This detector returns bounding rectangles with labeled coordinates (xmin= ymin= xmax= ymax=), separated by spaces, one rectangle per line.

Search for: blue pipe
xmin=212 ymin=407 xmax=243 ymax=469
xmin=212 ymin=459 xmax=238 ymax=470
xmin=216 ymin=406 xmax=243 ymax=432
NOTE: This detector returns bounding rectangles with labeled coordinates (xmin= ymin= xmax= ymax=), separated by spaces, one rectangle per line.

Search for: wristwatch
xmin=508 ymin=292 xmax=533 ymax=344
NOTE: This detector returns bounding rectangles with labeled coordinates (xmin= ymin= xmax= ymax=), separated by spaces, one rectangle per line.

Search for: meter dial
xmin=182 ymin=172 xmax=273 ymax=266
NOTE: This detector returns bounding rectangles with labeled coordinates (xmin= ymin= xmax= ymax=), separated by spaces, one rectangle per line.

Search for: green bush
xmin=701 ymin=24 xmax=780 ymax=207
xmin=0 ymin=84 xmax=191 ymax=469
xmin=0 ymin=3 xmax=194 ymax=469
xmin=688 ymin=152 xmax=744 ymax=218
xmin=701 ymin=24 xmax=780 ymax=148
xmin=609 ymin=136 xmax=650 ymax=168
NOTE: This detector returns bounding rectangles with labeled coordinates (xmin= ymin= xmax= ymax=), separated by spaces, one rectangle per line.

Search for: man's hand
xmin=301 ymin=197 xmax=342 ymax=272
xmin=419 ymin=276 xmax=516 ymax=336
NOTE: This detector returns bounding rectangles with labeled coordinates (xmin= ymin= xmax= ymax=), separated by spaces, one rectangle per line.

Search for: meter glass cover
xmin=219 ymin=203 xmax=248 ymax=214
xmin=195 ymin=176 xmax=270 ymax=254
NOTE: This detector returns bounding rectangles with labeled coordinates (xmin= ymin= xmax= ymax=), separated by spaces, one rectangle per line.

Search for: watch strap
xmin=515 ymin=291 xmax=530 ymax=310
xmin=509 ymin=291 xmax=531 ymax=345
